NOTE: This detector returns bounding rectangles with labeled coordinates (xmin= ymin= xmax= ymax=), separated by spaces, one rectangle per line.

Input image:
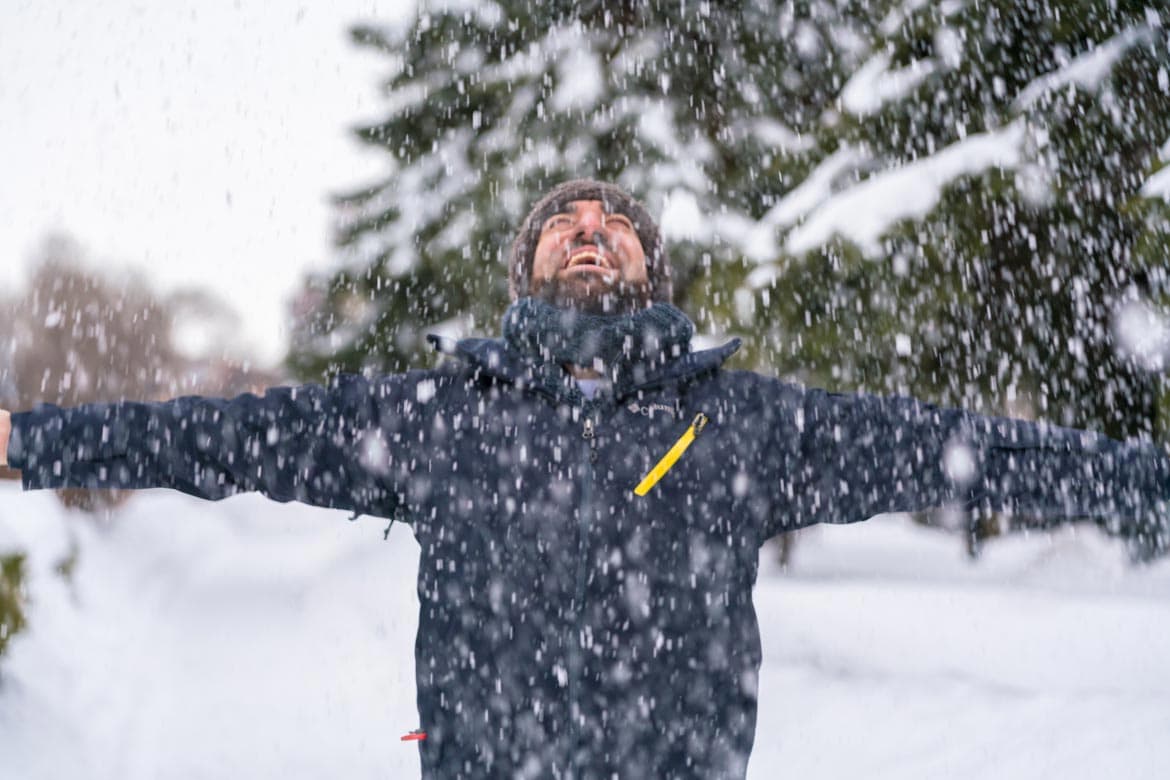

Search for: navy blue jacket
xmin=7 ymin=334 xmax=1169 ymax=779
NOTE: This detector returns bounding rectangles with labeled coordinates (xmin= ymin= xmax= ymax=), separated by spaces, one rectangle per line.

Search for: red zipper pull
xmin=401 ymin=729 xmax=427 ymax=741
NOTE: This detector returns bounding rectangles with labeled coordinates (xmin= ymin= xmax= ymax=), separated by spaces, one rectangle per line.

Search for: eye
xmin=605 ymin=214 xmax=634 ymax=230
xmin=542 ymin=214 xmax=572 ymax=231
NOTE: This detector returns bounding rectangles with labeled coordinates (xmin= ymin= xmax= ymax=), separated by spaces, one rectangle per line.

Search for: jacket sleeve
xmin=780 ymin=386 xmax=1170 ymax=535
xmin=4 ymin=372 xmax=422 ymax=518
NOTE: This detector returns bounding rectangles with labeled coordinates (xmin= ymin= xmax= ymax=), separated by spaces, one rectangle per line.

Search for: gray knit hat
xmin=508 ymin=179 xmax=673 ymax=303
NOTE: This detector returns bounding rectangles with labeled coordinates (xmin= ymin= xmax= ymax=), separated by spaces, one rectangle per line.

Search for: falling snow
xmin=4 ymin=1 xmax=1170 ymax=777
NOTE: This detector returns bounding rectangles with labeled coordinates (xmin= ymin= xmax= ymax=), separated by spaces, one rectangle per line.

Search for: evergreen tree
xmin=748 ymin=0 xmax=1170 ymax=442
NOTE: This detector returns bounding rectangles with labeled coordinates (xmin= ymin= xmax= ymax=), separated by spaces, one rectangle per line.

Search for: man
xmin=1 ymin=179 xmax=1167 ymax=779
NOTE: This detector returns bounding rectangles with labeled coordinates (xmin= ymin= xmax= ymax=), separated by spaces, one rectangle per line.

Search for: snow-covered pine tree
xmin=744 ymin=0 xmax=1170 ymax=445
xmin=285 ymin=0 xmax=895 ymax=379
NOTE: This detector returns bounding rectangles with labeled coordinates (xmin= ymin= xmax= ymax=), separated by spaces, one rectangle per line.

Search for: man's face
xmin=528 ymin=199 xmax=651 ymax=314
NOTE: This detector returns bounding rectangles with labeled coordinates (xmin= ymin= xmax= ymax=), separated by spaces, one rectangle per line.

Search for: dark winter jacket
xmin=7 ymin=321 xmax=1170 ymax=779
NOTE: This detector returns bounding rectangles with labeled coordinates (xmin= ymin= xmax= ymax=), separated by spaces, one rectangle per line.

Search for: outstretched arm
xmin=1 ymin=373 xmax=422 ymax=518
xmin=780 ymin=387 xmax=1170 ymax=539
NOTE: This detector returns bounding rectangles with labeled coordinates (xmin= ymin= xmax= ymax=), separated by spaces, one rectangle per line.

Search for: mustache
xmin=569 ymin=233 xmax=611 ymax=252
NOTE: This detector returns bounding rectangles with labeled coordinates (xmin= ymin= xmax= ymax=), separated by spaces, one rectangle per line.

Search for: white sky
xmin=1 ymin=0 xmax=415 ymax=368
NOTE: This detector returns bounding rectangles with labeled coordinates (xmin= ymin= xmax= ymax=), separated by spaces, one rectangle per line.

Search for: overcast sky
xmin=1 ymin=0 xmax=414 ymax=368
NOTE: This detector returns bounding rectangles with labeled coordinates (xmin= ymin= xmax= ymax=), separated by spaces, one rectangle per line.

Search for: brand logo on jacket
xmin=626 ymin=400 xmax=680 ymax=419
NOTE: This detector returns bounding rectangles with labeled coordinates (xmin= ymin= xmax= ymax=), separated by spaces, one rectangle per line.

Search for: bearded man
xmin=2 ymin=179 xmax=1168 ymax=779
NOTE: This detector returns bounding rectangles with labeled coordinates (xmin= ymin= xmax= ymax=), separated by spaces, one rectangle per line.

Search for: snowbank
xmin=2 ymin=483 xmax=1169 ymax=779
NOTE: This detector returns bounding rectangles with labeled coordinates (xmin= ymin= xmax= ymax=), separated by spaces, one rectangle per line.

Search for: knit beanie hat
xmin=508 ymin=179 xmax=673 ymax=303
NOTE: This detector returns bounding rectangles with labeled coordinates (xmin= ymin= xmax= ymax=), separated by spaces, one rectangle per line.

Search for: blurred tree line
xmin=0 ymin=234 xmax=282 ymax=662
xmin=288 ymin=0 xmax=1170 ymax=557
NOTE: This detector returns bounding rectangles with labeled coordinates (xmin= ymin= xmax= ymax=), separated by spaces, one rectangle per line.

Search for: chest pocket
xmin=619 ymin=408 xmax=765 ymax=586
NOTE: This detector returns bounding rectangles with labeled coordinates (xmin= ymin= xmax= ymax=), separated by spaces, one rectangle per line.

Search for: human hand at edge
xmin=0 ymin=409 xmax=10 ymax=467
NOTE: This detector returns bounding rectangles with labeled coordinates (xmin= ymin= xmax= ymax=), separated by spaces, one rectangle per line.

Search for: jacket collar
xmin=426 ymin=332 xmax=741 ymax=404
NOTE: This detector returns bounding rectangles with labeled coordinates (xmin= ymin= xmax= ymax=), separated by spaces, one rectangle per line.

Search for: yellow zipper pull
xmin=633 ymin=412 xmax=708 ymax=496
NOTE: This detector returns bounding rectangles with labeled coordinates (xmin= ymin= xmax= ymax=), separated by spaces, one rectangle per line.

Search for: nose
xmin=571 ymin=204 xmax=606 ymax=242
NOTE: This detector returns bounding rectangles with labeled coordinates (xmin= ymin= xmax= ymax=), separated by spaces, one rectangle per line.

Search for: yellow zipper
xmin=633 ymin=412 xmax=708 ymax=496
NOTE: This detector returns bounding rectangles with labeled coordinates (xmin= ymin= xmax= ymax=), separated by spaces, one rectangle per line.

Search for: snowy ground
xmin=2 ymin=482 xmax=1169 ymax=779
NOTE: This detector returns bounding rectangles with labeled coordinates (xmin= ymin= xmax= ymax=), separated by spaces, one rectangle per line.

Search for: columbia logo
xmin=626 ymin=400 xmax=679 ymax=419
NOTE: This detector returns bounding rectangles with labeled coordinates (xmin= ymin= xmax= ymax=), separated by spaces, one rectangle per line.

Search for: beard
xmin=530 ymin=271 xmax=652 ymax=315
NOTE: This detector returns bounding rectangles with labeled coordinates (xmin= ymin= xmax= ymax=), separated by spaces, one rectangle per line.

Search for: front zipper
xmin=582 ymin=417 xmax=598 ymax=462
xmin=633 ymin=412 xmax=709 ymax=496
xmin=568 ymin=403 xmax=598 ymax=774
